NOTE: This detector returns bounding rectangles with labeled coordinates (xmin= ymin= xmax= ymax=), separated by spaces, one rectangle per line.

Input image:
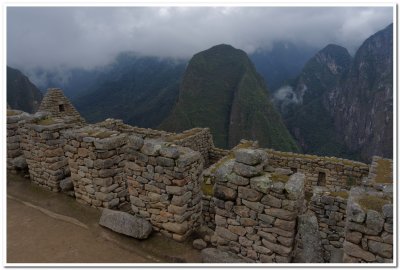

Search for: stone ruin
xmin=6 ymin=88 xmax=394 ymax=263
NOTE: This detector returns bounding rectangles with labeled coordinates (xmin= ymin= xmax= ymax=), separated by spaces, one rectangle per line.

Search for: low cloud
xmin=7 ymin=6 xmax=393 ymax=70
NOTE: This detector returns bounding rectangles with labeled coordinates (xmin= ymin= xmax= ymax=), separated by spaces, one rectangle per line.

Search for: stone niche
xmin=211 ymin=148 xmax=305 ymax=263
xmin=124 ymin=137 xmax=204 ymax=242
xmin=19 ymin=115 xmax=76 ymax=192
xmin=63 ymin=126 xmax=129 ymax=210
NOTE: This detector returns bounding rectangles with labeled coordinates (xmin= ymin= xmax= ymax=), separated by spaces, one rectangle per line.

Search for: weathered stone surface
xmin=156 ymin=156 xmax=175 ymax=167
xmin=250 ymin=174 xmax=272 ymax=194
xmin=214 ymin=160 xmax=234 ymax=183
xmin=264 ymin=208 xmax=296 ymax=221
xmin=163 ymin=221 xmax=188 ymax=234
xmin=238 ymin=186 xmax=262 ymax=202
xmin=346 ymin=231 xmax=362 ymax=244
xmin=12 ymin=156 xmax=27 ymax=169
xmin=201 ymin=248 xmax=246 ymax=263
xmin=171 ymin=191 xmax=192 ymax=206
xmin=99 ymin=209 xmax=152 ymax=239
xmin=176 ymin=152 xmax=201 ymax=168
xmin=127 ymin=135 xmax=144 ymax=150
xmin=343 ymin=241 xmax=375 ymax=262
xmin=141 ymin=140 xmax=161 ymax=156
xmin=284 ymin=173 xmax=304 ymax=200
xmin=193 ymin=238 xmax=207 ymax=250
xmin=347 ymin=201 xmax=366 ymax=223
xmin=274 ymin=218 xmax=296 ymax=231
xmin=368 ymin=240 xmax=392 ymax=258
xmin=293 ymin=213 xmax=323 ymax=263
xmin=214 ymin=184 xmax=237 ymax=201
xmin=234 ymin=149 xmax=265 ymax=165
xmin=262 ymin=239 xmax=292 ymax=256
xmin=159 ymin=146 xmax=179 ymax=159
xmin=216 ymin=226 xmax=238 ymax=241
xmin=382 ymin=204 xmax=393 ymax=218
xmin=227 ymin=173 xmax=249 ymax=186
xmin=261 ymin=194 xmax=282 ymax=208
xmin=365 ymin=210 xmax=384 ymax=233
xmin=233 ymin=162 xmax=262 ymax=178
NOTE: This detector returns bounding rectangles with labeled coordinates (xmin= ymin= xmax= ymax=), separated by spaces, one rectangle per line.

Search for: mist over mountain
xmin=278 ymin=24 xmax=393 ymax=162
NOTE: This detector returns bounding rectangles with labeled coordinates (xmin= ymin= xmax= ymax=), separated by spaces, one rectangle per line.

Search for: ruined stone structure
xmin=6 ymin=88 xmax=394 ymax=263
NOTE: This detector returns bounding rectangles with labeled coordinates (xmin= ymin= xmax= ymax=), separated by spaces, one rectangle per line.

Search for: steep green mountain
xmin=160 ymin=44 xmax=299 ymax=151
xmin=250 ymin=42 xmax=318 ymax=92
xmin=74 ymin=53 xmax=187 ymax=128
xmin=282 ymin=44 xmax=353 ymax=157
xmin=7 ymin=66 xmax=43 ymax=113
xmin=328 ymin=24 xmax=393 ymax=161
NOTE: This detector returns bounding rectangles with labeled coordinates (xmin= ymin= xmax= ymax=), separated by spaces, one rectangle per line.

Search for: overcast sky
xmin=7 ymin=6 xmax=393 ymax=70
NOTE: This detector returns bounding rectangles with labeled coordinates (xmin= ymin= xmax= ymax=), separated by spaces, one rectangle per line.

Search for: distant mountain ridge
xmin=160 ymin=44 xmax=299 ymax=151
xmin=7 ymin=66 xmax=43 ymax=113
xmin=280 ymin=24 xmax=393 ymax=161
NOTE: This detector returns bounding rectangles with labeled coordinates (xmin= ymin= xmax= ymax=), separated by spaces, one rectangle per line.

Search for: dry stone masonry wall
xmin=267 ymin=149 xmax=369 ymax=192
xmin=7 ymin=89 xmax=394 ymax=264
xmin=211 ymin=148 xmax=305 ymax=263
xmin=125 ymin=138 xmax=204 ymax=241
xmin=63 ymin=126 xmax=129 ymax=210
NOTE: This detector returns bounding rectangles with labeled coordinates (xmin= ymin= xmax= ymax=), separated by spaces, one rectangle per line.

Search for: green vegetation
xmin=357 ymin=195 xmax=390 ymax=213
xmin=346 ymin=176 xmax=357 ymax=187
xmin=201 ymin=182 xmax=214 ymax=196
xmin=160 ymin=44 xmax=299 ymax=152
xmin=375 ymin=159 xmax=392 ymax=183
xmin=36 ymin=117 xmax=56 ymax=125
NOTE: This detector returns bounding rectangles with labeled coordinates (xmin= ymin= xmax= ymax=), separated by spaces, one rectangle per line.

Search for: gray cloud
xmin=7 ymin=6 xmax=393 ymax=70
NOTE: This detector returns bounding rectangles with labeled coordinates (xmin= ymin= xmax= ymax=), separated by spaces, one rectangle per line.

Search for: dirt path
xmin=7 ymin=174 xmax=202 ymax=264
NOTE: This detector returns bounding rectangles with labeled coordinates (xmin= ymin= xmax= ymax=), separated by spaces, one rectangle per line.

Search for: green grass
xmin=329 ymin=191 xmax=349 ymax=199
xmin=36 ymin=117 xmax=56 ymax=125
xmin=201 ymin=182 xmax=214 ymax=196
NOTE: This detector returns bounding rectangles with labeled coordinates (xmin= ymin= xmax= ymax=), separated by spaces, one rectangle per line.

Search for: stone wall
xmin=342 ymin=156 xmax=393 ymax=263
xmin=267 ymin=149 xmax=369 ymax=192
xmin=309 ymin=187 xmax=348 ymax=262
xmin=166 ymin=128 xmax=214 ymax=167
xmin=19 ymin=115 xmax=77 ymax=192
xmin=124 ymin=138 xmax=204 ymax=241
xmin=209 ymin=147 xmax=230 ymax=164
xmin=63 ymin=126 xmax=129 ymax=210
xmin=211 ymin=148 xmax=305 ymax=262
xmin=7 ymin=109 xmax=30 ymax=172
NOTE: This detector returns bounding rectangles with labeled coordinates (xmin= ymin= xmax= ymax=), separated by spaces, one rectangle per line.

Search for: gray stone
xmin=274 ymin=168 xmax=293 ymax=175
xmin=94 ymin=135 xmax=126 ymax=150
xmin=238 ymin=186 xmax=262 ymax=202
xmin=233 ymin=162 xmax=262 ymax=177
xmin=365 ymin=210 xmax=384 ymax=233
xmin=99 ymin=209 xmax=152 ymax=239
xmin=347 ymin=201 xmax=366 ymax=223
xmin=193 ymin=238 xmax=207 ymax=250
xmin=176 ymin=151 xmax=201 ymax=168
xmin=343 ymin=241 xmax=375 ymax=262
xmin=250 ymin=174 xmax=272 ymax=194
xmin=141 ymin=140 xmax=162 ymax=156
xmin=258 ymin=214 xmax=275 ymax=225
xmin=127 ymin=135 xmax=144 ymax=150
xmin=292 ymin=213 xmax=323 ymax=263
xmin=216 ymin=226 xmax=238 ymax=241
xmin=345 ymin=231 xmax=362 ymax=244
xmin=59 ymin=177 xmax=73 ymax=191
xmin=214 ymin=160 xmax=235 ymax=183
xmin=234 ymin=149 xmax=265 ymax=165
xmin=227 ymin=173 xmax=249 ymax=186
xmin=285 ymin=173 xmax=305 ymax=200
xmin=261 ymin=194 xmax=282 ymax=208
xmin=368 ymin=240 xmax=392 ymax=258
xmin=156 ymin=156 xmax=175 ymax=167
xmin=264 ymin=208 xmax=296 ymax=221
xmin=262 ymin=239 xmax=292 ymax=256
xmin=201 ymin=248 xmax=246 ymax=263
xmin=159 ymin=146 xmax=179 ymax=159
xmin=214 ymin=184 xmax=237 ymax=201
xmin=163 ymin=221 xmax=188 ymax=234
xmin=382 ymin=204 xmax=393 ymax=218
xmin=171 ymin=191 xmax=192 ymax=206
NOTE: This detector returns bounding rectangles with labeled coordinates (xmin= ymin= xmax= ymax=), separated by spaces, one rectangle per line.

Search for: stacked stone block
xmin=125 ymin=138 xmax=204 ymax=241
xmin=309 ymin=187 xmax=347 ymax=261
xmin=343 ymin=187 xmax=393 ymax=263
xmin=267 ymin=149 xmax=369 ymax=192
xmin=19 ymin=116 xmax=75 ymax=191
xmin=167 ymin=128 xmax=214 ymax=167
xmin=63 ymin=126 xmax=129 ymax=209
xmin=209 ymin=147 xmax=230 ymax=164
xmin=212 ymin=148 xmax=305 ymax=262
xmin=7 ymin=110 xmax=30 ymax=172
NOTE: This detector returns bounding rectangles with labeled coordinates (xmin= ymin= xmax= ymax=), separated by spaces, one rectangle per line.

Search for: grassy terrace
xmin=357 ymin=195 xmax=391 ymax=213
xmin=375 ymin=159 xmax=392 ymax=183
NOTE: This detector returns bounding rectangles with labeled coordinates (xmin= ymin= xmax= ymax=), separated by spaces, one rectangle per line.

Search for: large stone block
xmin=214 ymin=184 xmax=237 ymax=201
xmin=234 ymin=149 xmax=265 ymax=165
xmin=99 ymin=209 xmax=152 ymax=239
